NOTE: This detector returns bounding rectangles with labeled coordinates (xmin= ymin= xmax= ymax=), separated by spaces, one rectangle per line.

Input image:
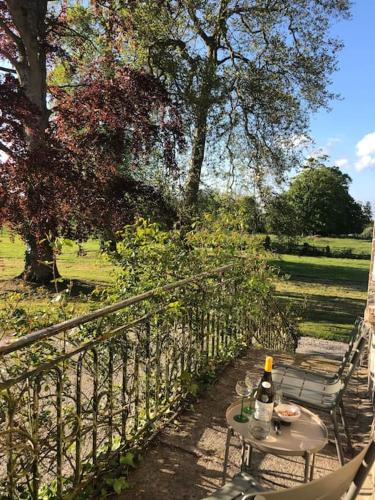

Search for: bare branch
xmin=0 ymin=48 xmax=20 ymax=71
xmin=238 ymin=14 xmax=263 ymax=37
xmin=0 ymin=141 xmax=16 ymax=159
xmin=185 ymin=3 xmax=215 ymax=49
xmin=0 ymin=17 xmax=25 ymax=56
xmin=52 ymin=83 xmax=87 ymax=89
xmin=221 ymin=29 xmax=251 ymax=67
xmin=0 ymin=65 xmax=16 ymax=73
xmin=217 ymin=55 xmax=231 ymax=65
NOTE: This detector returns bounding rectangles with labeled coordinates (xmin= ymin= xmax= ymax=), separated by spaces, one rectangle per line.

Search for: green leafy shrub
xmin=359 ymin=224 xmax=373 ymax=240
xmin=107 ymin=214 xmax=269 ymax=301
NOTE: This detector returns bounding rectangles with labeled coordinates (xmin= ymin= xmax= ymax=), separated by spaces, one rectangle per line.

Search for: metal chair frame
xmin=204 ymin=437 xmax=375 ymax=500
xmin=273 ymin=317 xmax=365 ymax=385
xmin=273 ymin=335 xmax=368 ymax=465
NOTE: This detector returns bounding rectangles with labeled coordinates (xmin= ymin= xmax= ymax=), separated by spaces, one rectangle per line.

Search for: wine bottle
xmin=254 ymin=356 xmax=274 ymax=422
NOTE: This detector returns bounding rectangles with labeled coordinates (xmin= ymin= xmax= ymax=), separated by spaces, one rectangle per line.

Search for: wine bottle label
xmin=254 ymin=400 xmax=274 ymax=421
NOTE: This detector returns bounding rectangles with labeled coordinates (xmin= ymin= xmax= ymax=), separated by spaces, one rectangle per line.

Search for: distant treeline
xmin=198 ymin=164 xmax=373 ymax=241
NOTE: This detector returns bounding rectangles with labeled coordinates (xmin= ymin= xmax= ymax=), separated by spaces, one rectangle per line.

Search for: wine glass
xmin=243 ymin=372 xmax=255 ymax=414
xmin=274 ymin=385 xmax=283 ymax=407
xmin=234 ymin=380 xmax=251 ymax=423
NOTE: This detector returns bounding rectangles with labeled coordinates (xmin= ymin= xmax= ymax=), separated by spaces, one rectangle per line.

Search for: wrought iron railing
xmin=0 ymin=264 xmax=298 ymax=498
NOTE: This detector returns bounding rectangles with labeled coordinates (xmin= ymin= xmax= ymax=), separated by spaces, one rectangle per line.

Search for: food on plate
xmin=275 ymin=403 xmax=301 ymax=422
xmin=278 ymin=408 xmax=298 ymax=417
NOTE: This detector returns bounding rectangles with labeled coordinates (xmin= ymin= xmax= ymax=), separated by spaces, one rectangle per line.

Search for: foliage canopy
xmin=266 ymin=160 xmax=372 ymax=236
xmin=120 ymin=0 xmax=351 ymax=206
xmin=0 ymin=0 xmax=182 ymax=282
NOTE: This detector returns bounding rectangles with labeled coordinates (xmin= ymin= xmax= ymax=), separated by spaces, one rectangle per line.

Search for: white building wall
xmin=364 ymin=223 xmax=375 ymax=401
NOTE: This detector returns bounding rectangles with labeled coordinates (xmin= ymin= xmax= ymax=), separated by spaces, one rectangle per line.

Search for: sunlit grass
xmin=271 ymin=254 xmax=370 ymax=341
xmin=264 ymin=234 xmax=371 ymax=255
xmin=1 ymin=228 xmax=371 ymax=341
xmin=302 ymin=236 xmax=371 ymax=255
xmin=0 ymin=229 xmax=116 ymax=283
xmin=0 ymin=229 xmax=116 ymax=315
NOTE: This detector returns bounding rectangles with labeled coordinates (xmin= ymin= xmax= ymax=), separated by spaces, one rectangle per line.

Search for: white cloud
xmin=355 ymin=132 xmax=375 ymax=171
xmin=356 ymin=132 xmax=375 ymax=156
xmin=309 ymin=147 xmax=328 ymax=159
xmin=326 ymin=137 xmax=342 ymax=148
xmin=355 ymin=154 xmax=375 ymax=171
xmin=335 ymin=158 xmax=348 ymax=167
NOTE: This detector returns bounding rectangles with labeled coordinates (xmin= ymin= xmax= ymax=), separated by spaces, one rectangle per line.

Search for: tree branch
xmin=0 ymin=65 xmax=16 ymax=73
xmin=151 ymin=38 xmax=195 ymax=65
xmin=213 ymin=0 xmax=229 ymax=43
xmin=239 ymin=14 xmax=263 ymax=37
xmin=227 ymin=0 xmax=283 ymax=18
xmin=52 ymin=83 xmax=87 ymax=89
xmin=0 ymin=116 xmax=24 ymax=135
xmin=185 ymin=3 xmax=215 ymax=49
xmin=0 ymin=17 xmax=25 ymax=56
xmin=55 ymin=23 xmax=98 ymax=52
xmin=0 ymin=48 xmax=20 ymax=71
xmin=217 ymin=55 xmax=231 ymax=65
xmin=0 ymin=141 xmax=15 ymax=159
xmin=221 ymin=30 xmax=251 ymax=67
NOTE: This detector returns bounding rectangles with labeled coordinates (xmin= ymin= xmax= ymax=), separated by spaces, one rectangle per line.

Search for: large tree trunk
xmin=184 ymin=54 xmax=215 ymax=216
xmin=184 ymin=106 xmax=209 ymax=212
xmin=20 ymin=234 xmax=59 ymax=284
xmin=8 ymin=1 xmax=58 ymax=283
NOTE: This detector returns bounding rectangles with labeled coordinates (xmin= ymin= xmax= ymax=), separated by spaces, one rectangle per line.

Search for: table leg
xmin=304 ymin=452 xmax=311 ymax=483
xmin=240 ymin=438 xmax=246 ymax=471
xmin=309 ymin=453 xmax=316 ymax=481
xmin=244 ymin=444 xmax=253 ymax=470
xmin=223 ymin=427 xmax=232 ymax=485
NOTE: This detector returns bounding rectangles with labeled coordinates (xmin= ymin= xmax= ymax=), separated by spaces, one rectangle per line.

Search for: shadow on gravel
xmin=114 ymin=347 xmax=372 ymax=500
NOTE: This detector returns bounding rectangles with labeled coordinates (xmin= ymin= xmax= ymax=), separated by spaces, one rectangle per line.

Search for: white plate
xmin=275 ymin=403 xmax=301 ymax=423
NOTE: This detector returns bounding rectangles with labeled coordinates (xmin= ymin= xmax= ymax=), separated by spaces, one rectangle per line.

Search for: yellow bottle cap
xmin=265 ymin=356 xmax=273 ymax=372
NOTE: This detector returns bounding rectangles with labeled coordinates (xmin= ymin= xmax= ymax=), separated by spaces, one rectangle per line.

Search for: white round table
xmin=223 ymin=399 xmax=328 ymax=484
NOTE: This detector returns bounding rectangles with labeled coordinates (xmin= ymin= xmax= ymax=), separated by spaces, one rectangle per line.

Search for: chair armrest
xmin=273 ymin=363 xmax=338 ymax=381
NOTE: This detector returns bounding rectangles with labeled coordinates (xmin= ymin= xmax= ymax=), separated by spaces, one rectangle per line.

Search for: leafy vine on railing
xmin=0 ymin=215 xmax=298 ymax=498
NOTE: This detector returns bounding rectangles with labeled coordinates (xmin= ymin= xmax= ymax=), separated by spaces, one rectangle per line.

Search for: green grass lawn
xmin=1 ymin=229 xmax=371 ymax=342
xmin=0 ymin=229 xmax=116 ymax=315
xmin=271 ymin=254 xmax=370 ymax=341
xmin=0 ymin=229 xmax=115 ymax=283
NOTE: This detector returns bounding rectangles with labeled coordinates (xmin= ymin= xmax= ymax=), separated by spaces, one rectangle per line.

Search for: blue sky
xmin=309 ymin=0 xmax=375 ymax=208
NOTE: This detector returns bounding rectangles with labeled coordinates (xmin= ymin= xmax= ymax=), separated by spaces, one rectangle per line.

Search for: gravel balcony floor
xmin=115 ymin=340 xmax=374 ymax=500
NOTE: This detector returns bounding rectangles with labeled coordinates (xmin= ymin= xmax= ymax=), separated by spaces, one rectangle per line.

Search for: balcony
xmin=118 ymin=345 xmax=373 ymax=499
xmin=0 ymin=263 xmax=373 ymax=499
